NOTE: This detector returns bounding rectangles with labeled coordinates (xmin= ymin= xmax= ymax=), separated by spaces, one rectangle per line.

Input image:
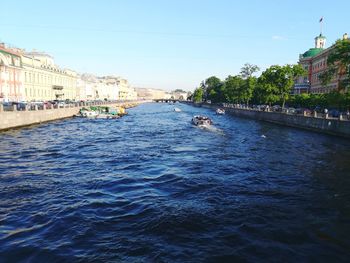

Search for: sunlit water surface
xmin=0 ymin=103 xmax=350 ymax=262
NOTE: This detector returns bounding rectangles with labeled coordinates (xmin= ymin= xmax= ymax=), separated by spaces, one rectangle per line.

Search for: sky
xmin=0 ymin=0 xmax=349 ymax=91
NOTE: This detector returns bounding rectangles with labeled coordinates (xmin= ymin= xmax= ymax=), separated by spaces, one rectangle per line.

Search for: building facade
xmin=77 ymin=74 xmax=122 ymax=101
xmin=22 ymin=52 xmax=77 ymax=101
xmin=1 ymin=40 xmax=138 ymax=103
xmin=135 ymin=88 xmax=166 ymax=100
xmin=116 ymin=77 xmax=137 ymax=100
xmin=0 ymin=44 xmax=24 ymax=102
xmin=295 ymin=33 xmax=349 ymax=94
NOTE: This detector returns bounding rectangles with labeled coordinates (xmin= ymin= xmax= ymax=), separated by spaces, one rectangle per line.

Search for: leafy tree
xmin=327 ymin=38 xmax=350 ymax=91
xmin=192 ymin=88 xmax=203 ymax=103
xmin=241 ymin=76 xmax=258 ymax=105
xmin=320 ymin=38 xmax=350 ymax=91
xmin=326 ymin=90 xmax=345 ymax=109
xmin=240 ymin=63 xmax=260 ymax=79
xmin=223 ymin=75 xmax=244 ymax=103
xmin=203 ymin=76 xmax=223 ymax=102
xmin=292 ymin=93 xmax=311 ymax=108
xmin=239 ymin=64 xmax=260 ymax=105
xmin=257 ymin=64 xmax=305 ymax=107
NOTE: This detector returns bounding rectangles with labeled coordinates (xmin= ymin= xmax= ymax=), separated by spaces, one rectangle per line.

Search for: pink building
xmin=294 ymin=33 xmax=349 ymax=94
xmin=0 ymin=44 xmax=24 ymax=102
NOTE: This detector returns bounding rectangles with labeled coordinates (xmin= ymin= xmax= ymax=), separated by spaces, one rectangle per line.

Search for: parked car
xmin=287 ymin=107 xmax=296 ymax=114
xmin=29 ymin=101 xmax=44 ymax=110
xmin=1 ymin=101 xmax=27 ymax=111
xmin=52 ymin=100 xmax=66 ymax=108
xmin=295 ymin=108 xmax=312 ymax=115
xmin=272 ymin=105 xmax=282 ymax=112
xmin=313 ymin=106 xmax=323 ymax=113
xmin=328 ymin=109 xmax=340 ymax=118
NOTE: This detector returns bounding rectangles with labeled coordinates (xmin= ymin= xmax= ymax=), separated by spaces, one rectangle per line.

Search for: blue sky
xmin=0 ymin=0 xmax=348 ymax=91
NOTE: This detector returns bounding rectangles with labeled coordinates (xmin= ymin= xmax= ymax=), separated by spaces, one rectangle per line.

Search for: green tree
xmin=326 ymin=90 xmax=345 ymax=109
xmin=320 ymin=37 xmax=350 ymax=92
xmin=257 ymin=64 xmax=305 ymax=107
xmin=240 ymin=63 xmax=260 ymax=79
xmin=223 ymin=75 xmax=244 ymax=103
xmin=241 ymin=76 xmax=258 ymax=105
xmin=203 ymin=76 xmax=223 ymax=102
xmin=192 ymin=88 xmax=203 ymax=103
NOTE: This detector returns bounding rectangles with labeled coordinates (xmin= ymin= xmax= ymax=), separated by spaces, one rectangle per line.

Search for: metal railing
xmin=217 ymin=103 xmax=350 ymax=121
xmin=0 ymin=100 xmax=141 ymax=113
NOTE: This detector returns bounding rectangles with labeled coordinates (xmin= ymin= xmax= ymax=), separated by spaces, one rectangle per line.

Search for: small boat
xmin=174 ymin=107 xmax=181 ymax=112
xmin=216 ymin=108 xmax=225 ymax=115
xmin=96 ymin=113 xmax=120 ymax=119
xmin=81 ymin=110 xmax=99 ymax=118
xmin=192 ymin=115 xmax=213 ymax=126
xmin=79 ymin=106 xmax=127 ymax=119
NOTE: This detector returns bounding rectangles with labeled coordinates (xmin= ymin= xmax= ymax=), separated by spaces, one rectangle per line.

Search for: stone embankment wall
xmin=187 ymin=102 xmax=350 ymax=139
xmin=0 ymin=101 xmax=149 ymax=131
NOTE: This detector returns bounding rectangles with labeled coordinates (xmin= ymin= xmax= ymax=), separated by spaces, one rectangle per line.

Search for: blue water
xmin=0 ymin=103 xmax=350 ymax=262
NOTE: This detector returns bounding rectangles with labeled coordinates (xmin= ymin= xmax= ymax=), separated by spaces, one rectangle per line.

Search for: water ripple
xmin=0 ymin=103 xmax=350 ymax=262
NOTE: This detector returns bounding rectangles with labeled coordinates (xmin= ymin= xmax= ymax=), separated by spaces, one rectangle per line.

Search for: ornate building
xmin=22 ymin=52 xmax=77 ymax=101
xmin=0 ymin=43 xmax=24 ymax=102
xmin=1 ymin=40 xmax=138 ymax=102
xmin=294 ymin=33 xmax=348 ymax=94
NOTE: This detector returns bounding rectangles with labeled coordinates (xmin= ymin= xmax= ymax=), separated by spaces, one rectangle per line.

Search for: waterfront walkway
xmin=185 ymin=102 xmax=350 ymax=138
xmin=0 ymin=100 xmax=150 ymax=131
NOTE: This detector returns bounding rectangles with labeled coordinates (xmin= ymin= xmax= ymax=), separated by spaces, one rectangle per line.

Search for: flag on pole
xmin=319 ymin=17 xmax=323 ymax=22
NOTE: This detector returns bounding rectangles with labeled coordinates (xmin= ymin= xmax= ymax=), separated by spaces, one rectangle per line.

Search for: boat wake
xmin=197 ymin=124 xmax=225 ymax=135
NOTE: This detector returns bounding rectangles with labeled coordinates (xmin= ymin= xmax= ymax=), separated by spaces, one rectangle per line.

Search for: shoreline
xmin=0 ymin=100 xmax=151 ymax=132
xmin=183 ymin=101 xmax=350 ymax=139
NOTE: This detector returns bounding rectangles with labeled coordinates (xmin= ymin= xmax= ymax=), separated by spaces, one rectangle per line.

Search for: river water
xmin=0 ymin=103 xmax=350 ymax=262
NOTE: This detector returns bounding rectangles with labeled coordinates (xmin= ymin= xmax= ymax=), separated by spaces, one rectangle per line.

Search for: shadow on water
xmin=0 ymin=102 xmax=350 ymax=262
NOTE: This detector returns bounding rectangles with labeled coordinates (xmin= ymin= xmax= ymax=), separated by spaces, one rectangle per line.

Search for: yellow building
xmin=116 ymin=77 xmax=137 ymax=101
xmin=22 ymin=52 xmax=77 ymax=101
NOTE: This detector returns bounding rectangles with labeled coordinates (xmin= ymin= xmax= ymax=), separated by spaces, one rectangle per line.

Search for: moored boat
xmin=80 ymin=110 xmax=99 ymax=118
xmin=95 ymin=113 xmax=120 ymax=119
xmin=78 ymin=106 xmax=127 ymax=119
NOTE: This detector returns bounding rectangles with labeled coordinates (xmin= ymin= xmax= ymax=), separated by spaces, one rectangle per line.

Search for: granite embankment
xmin=0 ymin=100 xmax=149 ymax=131
xmin=188 ymin=102 xmax=350 ymax=139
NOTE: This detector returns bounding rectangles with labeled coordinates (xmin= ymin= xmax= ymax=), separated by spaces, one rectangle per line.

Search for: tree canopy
xmin=322 ymin=38 xmax=350 ymax=91
xmin=192 ymin=88 xmax=203 ymax=103
xmin=257 ymin=64 xmax=305 ymax=107
xmin=240 ymin=63 xmax=260 ymax=79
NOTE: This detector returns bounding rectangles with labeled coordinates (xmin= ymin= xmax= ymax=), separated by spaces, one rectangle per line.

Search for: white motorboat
xmin=216 ymin=108 xmax=225 ymax=115
xmin=95 ymin=114 xmax=120 ymax=119
xmin=81 ymin=110 xmax=99 ymax=118
xmin=192 ymin=115 xmax=213 ymax=126
xmin=174 ymin=107 xmax=181 ymax=112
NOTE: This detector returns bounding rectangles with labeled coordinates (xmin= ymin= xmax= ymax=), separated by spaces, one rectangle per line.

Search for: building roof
xmin=0 ymin=45 xmax=21 ymax=57
xmin=302 ymin=48 xmax=324 ymax=58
